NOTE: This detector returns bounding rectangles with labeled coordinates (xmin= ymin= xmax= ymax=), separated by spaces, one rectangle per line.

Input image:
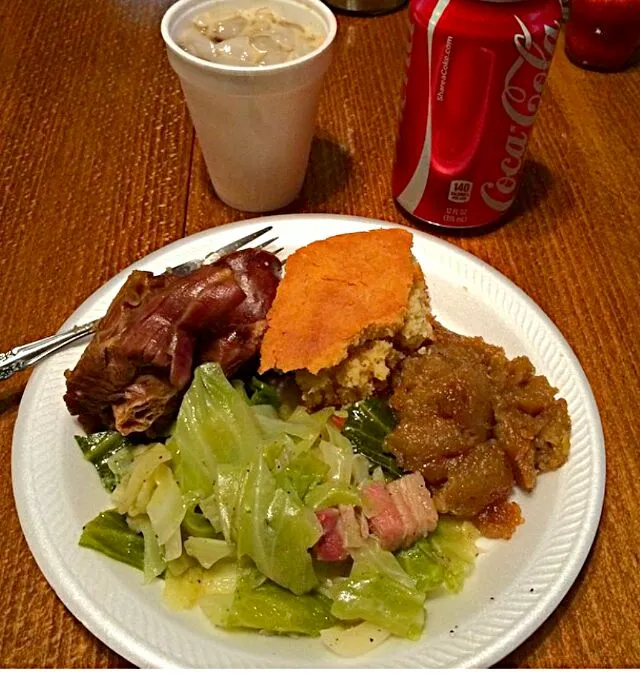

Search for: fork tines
xmin=170 ymin=226 xmax=278 ymax=276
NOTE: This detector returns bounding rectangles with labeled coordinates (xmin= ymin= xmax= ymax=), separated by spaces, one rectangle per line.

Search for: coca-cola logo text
xmin=480 ymin=17 xmax=559 ymax=213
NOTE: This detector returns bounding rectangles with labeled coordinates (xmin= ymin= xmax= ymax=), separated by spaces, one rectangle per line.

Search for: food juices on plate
xmin=161 ymin=0 xmax=336 ymax=212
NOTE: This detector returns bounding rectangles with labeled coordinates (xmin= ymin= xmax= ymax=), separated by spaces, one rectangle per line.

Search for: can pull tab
xmin=430 ymin=41 xmax=495 ymax=177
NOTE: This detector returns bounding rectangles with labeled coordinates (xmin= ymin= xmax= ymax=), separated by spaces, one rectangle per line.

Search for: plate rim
xmin=11 ymin=213 xmax=605 ymax=668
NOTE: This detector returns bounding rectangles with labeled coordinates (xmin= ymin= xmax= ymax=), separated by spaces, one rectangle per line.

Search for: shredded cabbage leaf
xmin=201 ymin=564 xmax=336 ymax=635
xmin=230 ymin=455 xmax=322 ymax=595
xmin=146 ymin=463 xmax=187 ymax=549
xmin=111 ymin=443 xmax=172 ymax=517
xmin=164 ymin=559 xmax=238 ymax=611
xmin=253 ymin=405 xmax=332 ymax=443
xmin=79 ymin=510 xmax=144 ymax=571
xmin=279 ymin=449 xmax=329 ymax=500
xmin=182 ymin=503 xmax=218 ymax=538
xmin=129 ymin=514 xmax=167 ymax=583
xmin=396 ymin=518 xmax=480 ymax=594
xmin=184 ymin=537 xmax=232 ymax=569
xmin=304 ymin=481 xmax=361 ymax=510
xmin=330 ymin=541 xmax=426 ymax=640
xmin=168 ymin=362 xmax=264 ymax=497
xmin=320 ymin=621 xmax=391 ymax=657
xmin=75 ymin=431 xmax=133 ymax=492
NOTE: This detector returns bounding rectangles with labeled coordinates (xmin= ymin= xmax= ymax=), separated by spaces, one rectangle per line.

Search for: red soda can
xmin=393 ymin=0 xmax=562 ymax=229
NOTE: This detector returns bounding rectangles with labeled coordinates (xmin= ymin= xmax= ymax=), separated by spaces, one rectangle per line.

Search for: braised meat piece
xmin=64 ymin=249 xmax=281 ymax=435
xmin=386 ymin=323 xmax=571 ymax=539
xmin=112 ymin=374 xmax=180 ymax=437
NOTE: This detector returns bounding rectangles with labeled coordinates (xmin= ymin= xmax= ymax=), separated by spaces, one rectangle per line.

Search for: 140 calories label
xmin=448 ymin=180 xmax=472 ymax=203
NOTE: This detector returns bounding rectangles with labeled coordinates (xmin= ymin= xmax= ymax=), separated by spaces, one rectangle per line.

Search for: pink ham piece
xmin=313 ymin=474 xmax=438 ymax=560
xmin=361 ymin=473 xmax=438 ymax=551
xmin=387 ymin=472 xmax=438 ymax=548
xmin=360 ymin=480 xmax=405 ymax=551
xmin=314 ymin=508 xmax=349 ymax=562
xmin=387 ymin=478 xmax=420 ymax=549
xmin=313 ymin=506 xmax=369 ymax=562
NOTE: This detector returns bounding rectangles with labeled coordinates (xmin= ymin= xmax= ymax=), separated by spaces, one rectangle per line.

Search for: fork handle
xmin=0 ymin=320 xmax=97 ymax=381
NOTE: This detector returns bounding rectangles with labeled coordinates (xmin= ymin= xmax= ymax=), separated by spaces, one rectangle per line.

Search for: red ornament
xmin=565 ymin=0 xmax=640 ymax=70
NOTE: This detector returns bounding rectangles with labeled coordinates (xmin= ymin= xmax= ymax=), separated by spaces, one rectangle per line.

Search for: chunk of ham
xmin=314 ymin=508 xmax=349 ymax=562
xmin=388 ymin=472 xmax=439 ymax=547
xmin=313 ymin=506 xmax=369 ymax=562
xmin=360 ymin=481 xmax=405 ymax=551
xmin=360 ymin=473 xmax=438 ymax=551
xmin=313 ymin=473 xmax=439 ymax=560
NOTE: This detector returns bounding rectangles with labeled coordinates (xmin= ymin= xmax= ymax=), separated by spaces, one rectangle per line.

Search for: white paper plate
xmin=12 ymin=215 xmax=605 ymax=668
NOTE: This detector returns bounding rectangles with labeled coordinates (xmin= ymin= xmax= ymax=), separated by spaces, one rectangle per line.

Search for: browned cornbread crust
xmin=259 ymin=229 xmax=419 ymax=375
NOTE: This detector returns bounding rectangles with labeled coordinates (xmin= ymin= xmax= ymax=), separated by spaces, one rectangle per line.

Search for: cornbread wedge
xmin=259 ymin=229 xmax=433 ymax=407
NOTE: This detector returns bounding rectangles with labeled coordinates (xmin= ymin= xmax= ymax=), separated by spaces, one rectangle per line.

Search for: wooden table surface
xmin=1 ymin=0 xmax=639 ymax=668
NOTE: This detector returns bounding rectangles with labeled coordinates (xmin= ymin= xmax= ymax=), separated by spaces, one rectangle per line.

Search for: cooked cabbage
xmin=79 ymin=510 xmax=144 ymax=571
xmin=229 ymin=455 xmax=322 ymax=595
xmin=320 ymin=622 xmax=390 ymax=657
xmin=183 ymin=537 xmax=232 ymax=569
xmin=168 ymin=362 xmax=264 ymax=497
xmin=200 ymin=564 xmax=336 ymax=635
xmin=77 ymin=366 xmax=483 ymax=656
xmin=330 ymin=541 xmax=426 ymax=639
xmin=396 ymin=518 xmax=480 ymax=594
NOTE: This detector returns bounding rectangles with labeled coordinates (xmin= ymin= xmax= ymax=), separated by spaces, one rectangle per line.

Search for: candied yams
xmin=387 ymin=323 xmax=571 ymax=539
xmin=431 ymin=441 xmax=515 ymax=518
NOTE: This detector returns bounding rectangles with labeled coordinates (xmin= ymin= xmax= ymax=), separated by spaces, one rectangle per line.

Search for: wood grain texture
xmin=0 ymin=0 xmax=638 ymax=667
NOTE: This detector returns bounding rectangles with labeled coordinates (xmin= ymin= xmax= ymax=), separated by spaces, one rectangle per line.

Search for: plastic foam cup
xmin=161 ymin=0 xmax=337 ymax=212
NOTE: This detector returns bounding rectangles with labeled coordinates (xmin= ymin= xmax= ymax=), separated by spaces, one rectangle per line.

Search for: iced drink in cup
xmin=161 ymin=0 xmax=337 ymax=212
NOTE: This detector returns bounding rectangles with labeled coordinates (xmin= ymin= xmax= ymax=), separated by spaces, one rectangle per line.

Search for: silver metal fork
xmin=0 ymin=226 xmax=279 ymax=381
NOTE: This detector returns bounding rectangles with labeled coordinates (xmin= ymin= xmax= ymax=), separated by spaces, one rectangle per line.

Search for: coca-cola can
xmin=393 ymin=0 xmax=562 ymax=229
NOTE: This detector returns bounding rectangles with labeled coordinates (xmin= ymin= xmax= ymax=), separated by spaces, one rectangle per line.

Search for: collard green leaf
xmin=343 ymin=399 xmax=401 ymax=477
xmin=247 ymin=377 xmax=280 ymax=407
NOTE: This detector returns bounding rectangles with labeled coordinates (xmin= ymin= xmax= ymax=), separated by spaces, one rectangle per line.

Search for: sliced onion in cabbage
xmin=320 ymin=622 xmax=391 ymax=657
xmin=184 ymin=537 xmax=232 ymax=569
xmin=147 ymin=464 xmax=187 ymax=547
